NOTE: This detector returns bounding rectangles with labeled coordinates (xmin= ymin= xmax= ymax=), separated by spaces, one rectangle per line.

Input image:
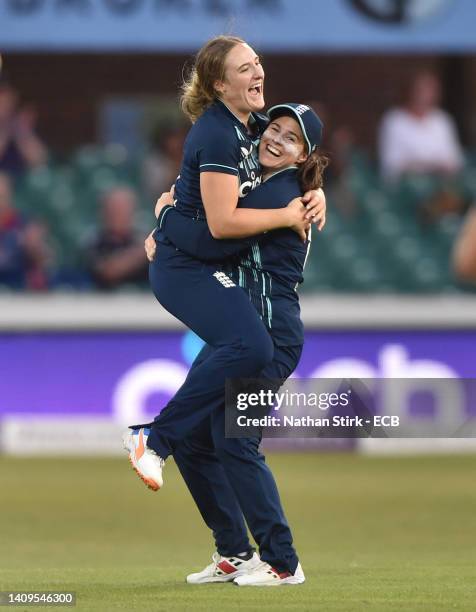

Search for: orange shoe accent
xmin=128 ymin=456 xmax=160 ymax=492
xmin=135 ymin=429 xmax=146 ymax=462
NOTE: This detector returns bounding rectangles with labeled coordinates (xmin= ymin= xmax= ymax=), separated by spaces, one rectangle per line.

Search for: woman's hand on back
xmin=144 ymin=230 xmax=157 ymax=262
xmin=155 ymin=188 xmax=175 ymax=219
xmin=146 ymin=188 xmax=176 ymax=262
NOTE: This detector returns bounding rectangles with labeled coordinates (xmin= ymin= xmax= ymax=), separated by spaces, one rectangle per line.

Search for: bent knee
xmin=241 ymin=332 xmax=274 ymax=373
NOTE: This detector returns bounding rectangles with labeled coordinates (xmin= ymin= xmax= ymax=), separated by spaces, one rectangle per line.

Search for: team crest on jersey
xmin=213 ymin=271 xmax=235 ymax=288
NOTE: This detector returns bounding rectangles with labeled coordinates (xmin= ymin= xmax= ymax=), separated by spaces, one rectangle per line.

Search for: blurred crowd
xmin=0 ymin=79 xmax=51 ymax=290
xmin=1 ymin=71 xmax=476 ymax=293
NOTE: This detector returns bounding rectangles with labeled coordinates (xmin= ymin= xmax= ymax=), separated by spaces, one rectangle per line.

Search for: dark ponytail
xmin=297 ymin=150 xmax=329 ymax=192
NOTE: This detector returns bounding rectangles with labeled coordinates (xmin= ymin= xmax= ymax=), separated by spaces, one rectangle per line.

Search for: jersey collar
xmin=263 ymin=166 xmax=298 ymax=182
xmin=215 ymin=98 xmax=268 ymax=137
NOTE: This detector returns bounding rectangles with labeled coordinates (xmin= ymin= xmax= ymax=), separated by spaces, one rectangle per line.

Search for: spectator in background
xmin=0 ymin=79 xmax=47 ymax=177
xmin=305 ymin=100 xmax=356 ymax=217
xmin=84 ymin=186 xmax=148 ymax=290
xmin=143 ymin=123 xmax=187 ymax=199
xmin=0 ymin=172 xmax=52 ymax=290
xmin=452 ymin=207 xmax=476 ymax=285
xmin=379 ymin=71 xmax=464 ymax=181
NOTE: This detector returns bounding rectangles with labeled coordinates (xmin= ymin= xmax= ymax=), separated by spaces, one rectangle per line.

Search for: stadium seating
xmin=12 ymin=148 xmax=476 ymax=293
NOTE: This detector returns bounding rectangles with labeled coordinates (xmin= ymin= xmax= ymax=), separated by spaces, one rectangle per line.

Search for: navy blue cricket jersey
xmin=158 ymin=167 xmax=310 ymax=347
xmin=229 ymin=167 xmax=308 ymax=289
xmin=224 ymin=167 xmax=309 ymax=346
xmin=174 ymin=99 xmax=268 ymax=219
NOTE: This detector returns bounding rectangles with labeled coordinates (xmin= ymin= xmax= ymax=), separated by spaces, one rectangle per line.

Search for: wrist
xmin=282 ymin=207 xmax=295 ymax=228
xmin=279 ymin=206 xmax=292 ymax=227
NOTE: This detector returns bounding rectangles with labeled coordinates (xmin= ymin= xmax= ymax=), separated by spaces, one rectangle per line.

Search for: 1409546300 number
xmin=0 ymin=591 xmax=76 ymax=606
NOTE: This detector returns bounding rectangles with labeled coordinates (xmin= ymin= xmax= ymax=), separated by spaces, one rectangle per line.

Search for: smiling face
xmin=214 ymin=43 xmax=265 ymax=121
xmin=259 ymin=115 xmax=307 ymax=172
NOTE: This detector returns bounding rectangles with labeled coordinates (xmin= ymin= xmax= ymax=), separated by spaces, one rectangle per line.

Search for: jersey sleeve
xmin=238 ymin=176 xmax=301 ymax=211
xmin=196 ymin=123 xmax=241 ymax=176
xmin=158 ymin=205 xmax=254 ymax=261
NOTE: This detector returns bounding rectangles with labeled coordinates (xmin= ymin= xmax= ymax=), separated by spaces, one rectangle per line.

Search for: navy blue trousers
xmin=173 ymin=342 xmax=302 ymax=574
xmin=146 ymin=236 xmax=274 ymax=459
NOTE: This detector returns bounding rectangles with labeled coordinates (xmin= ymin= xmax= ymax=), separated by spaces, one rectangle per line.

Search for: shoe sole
xmin=187 ymin=567 xmax=255 ymax=585
xmin=186 ymin=575 xmax=237 ymax=584
xmin=128 ymin=455 xmax=161 ymax=492
xmin=123 ymin=430 xmax=161 ymax=492
xmin=234 ymin=576 xmax=305 ymax=587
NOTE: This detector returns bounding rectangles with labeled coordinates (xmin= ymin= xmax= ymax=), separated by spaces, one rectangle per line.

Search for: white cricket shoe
xmin=186 ymin=552 xmax=261 ymax=584
xmin=234 ymin=561 xmax=305 ymax=586
xmin=122 ymin=427 xmax=164 ymax=491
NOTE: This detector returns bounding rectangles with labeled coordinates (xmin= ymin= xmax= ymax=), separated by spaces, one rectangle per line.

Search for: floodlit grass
xmin=1 ymin=453 xmax=475 ymax=611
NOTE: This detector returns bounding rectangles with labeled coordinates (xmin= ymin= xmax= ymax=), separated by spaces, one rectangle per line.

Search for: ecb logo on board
xmin=348 ymin=0 xmax=453 ymax=25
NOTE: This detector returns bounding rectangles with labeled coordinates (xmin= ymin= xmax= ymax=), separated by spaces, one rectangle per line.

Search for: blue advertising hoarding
xmin=1 ymin=329 xmax=475 ymax=426
xmin=0 ymin=0 xmax=474 ymax=52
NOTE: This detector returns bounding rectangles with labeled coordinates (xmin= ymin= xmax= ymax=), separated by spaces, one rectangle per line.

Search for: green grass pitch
xmin=1 ymin=453 xmax=475 ymax=611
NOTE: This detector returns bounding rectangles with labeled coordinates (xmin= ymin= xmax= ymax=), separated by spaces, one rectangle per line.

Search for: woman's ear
xmin=214 ymin=80 xmax=226 ymax=95
xmin=297 ymin=149 xmax=308 ymax=165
